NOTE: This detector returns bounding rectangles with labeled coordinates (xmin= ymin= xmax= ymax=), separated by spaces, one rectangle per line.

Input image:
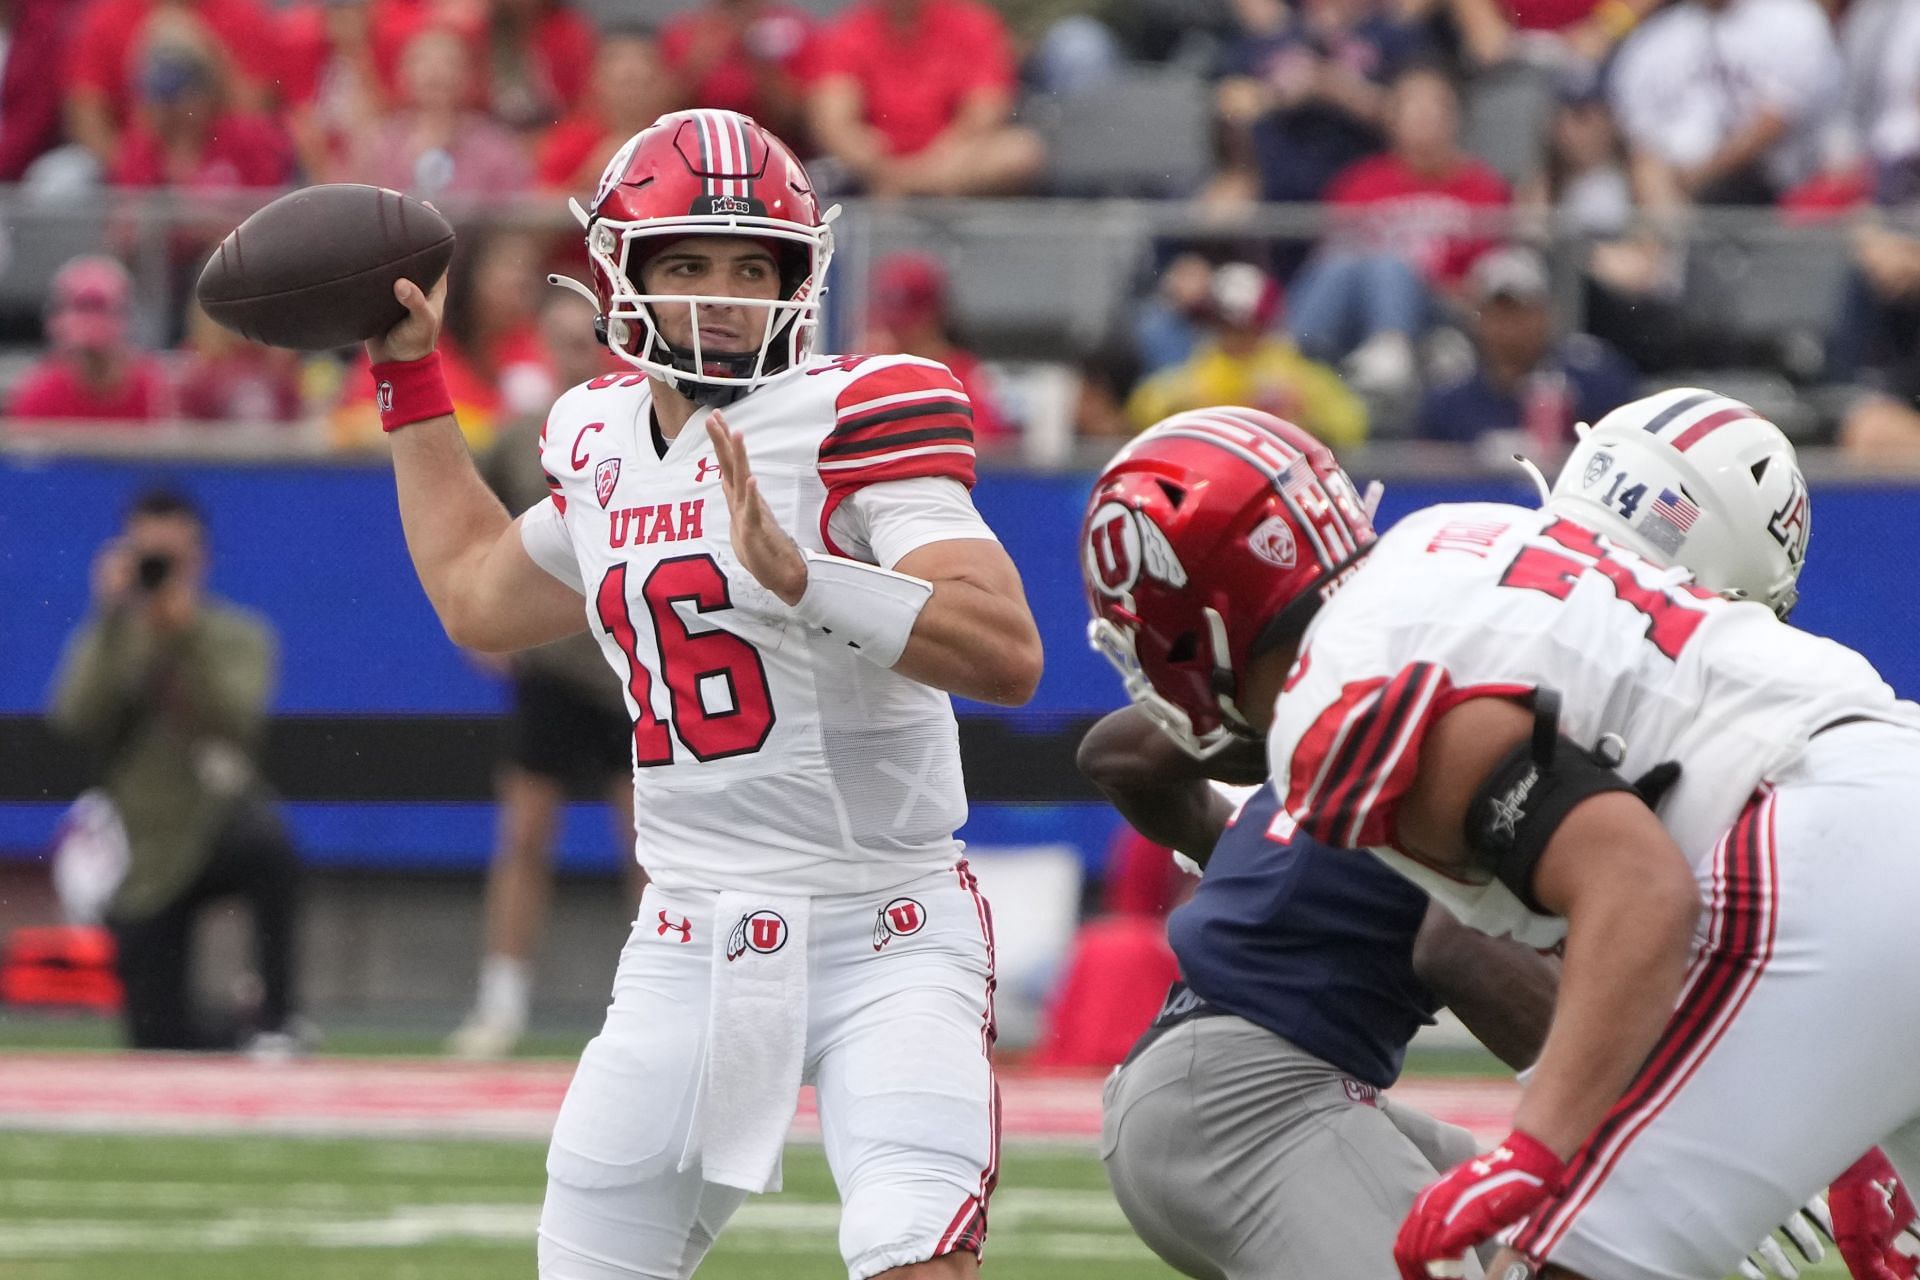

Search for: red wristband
xmin=370 ymin=352 xmax=455 ymax=433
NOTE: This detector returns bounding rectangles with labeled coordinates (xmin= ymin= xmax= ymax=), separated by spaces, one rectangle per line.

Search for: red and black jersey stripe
xmin=1513 ymin=788 xmax=1778 ymax=1263
xmin=817 ymin=360 xmax=979 ymax=553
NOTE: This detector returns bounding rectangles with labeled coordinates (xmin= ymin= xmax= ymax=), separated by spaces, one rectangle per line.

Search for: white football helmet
xmin=1544 ymin=387 xmax=1810 ymax=618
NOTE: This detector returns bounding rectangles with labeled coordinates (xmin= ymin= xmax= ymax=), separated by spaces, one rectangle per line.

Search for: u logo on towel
xmin=727 ymin=909 xmax=789 ymax=961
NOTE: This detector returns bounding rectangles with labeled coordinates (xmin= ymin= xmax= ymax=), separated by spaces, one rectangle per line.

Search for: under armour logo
xmin=1469 ymin=1146 xmax=1516 ymax=1178
xmin=656 ymin=910 xmax=692 ymax=943
xmin=1488 ymin=768 xmax=1538 ymax=842
xmin=695 ymin=458 xmax=723 ymax=483
xmin=375 ymin=380 xmax=394 ymax=413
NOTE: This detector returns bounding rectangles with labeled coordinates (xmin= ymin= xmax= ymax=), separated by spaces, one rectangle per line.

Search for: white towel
xmin=693 ymin=892 xmax=810 ymax=1193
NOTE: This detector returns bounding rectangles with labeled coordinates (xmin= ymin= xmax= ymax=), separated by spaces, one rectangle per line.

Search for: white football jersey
xmin=519 ymin=353 xmax=993 ymax=895
xmin=1267 ymin=501 xmax=1920 ymax=946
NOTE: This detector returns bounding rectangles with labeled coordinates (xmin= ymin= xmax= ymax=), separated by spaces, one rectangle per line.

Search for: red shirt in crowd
xmin=7 ymin=355 xmax=174 ymax=423
xmin=1507 ymin=0 xmax=1598 ymax=30
xmin=0 ymin=0 xmax=73 ymax=180
xmin=534 ymin=114 xmax=613 ymax=191
xmin=938 ymin=346 xmax=1012 ymax=444
xmin=66 ymin=0 xmax=287 ymax=128
xmin=110 ymin=113 xmax=296 ymax=188
xmin=812 ymin=0 xmax=1015 ymax=157
xmin=659 ymin=4 xmax=820 ymax=119
xmin=1323 ymin=153 xmax=1511 ymax=288
xmin=175 ymin=350 xmax=303 ymax=422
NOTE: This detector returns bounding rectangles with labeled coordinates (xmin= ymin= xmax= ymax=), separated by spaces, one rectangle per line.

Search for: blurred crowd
xmin=4 ymin=0 xmax=1920 ymax=456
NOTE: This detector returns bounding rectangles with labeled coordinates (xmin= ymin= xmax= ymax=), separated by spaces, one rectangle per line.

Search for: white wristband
xmin=793 ymin=550 xmax=933 ymax=669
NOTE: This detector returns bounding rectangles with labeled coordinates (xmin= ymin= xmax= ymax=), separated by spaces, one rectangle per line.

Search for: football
xmin=195 ymin=184 xmax=455 ymax=351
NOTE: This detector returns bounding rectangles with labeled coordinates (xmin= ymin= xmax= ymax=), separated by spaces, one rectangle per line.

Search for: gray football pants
xmin=1100 ymin=1014 xmax=1484 ymax=1280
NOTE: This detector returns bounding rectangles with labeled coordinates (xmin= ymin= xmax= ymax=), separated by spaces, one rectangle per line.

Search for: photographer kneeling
xmin=49 ymin=488 xmax=304 ymax=1053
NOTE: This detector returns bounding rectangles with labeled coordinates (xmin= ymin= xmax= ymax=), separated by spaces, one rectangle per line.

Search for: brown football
xmin=195 ymin=184 xmax=455 ymax=351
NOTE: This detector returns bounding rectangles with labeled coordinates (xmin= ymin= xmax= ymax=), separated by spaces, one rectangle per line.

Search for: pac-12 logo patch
xmin=727 ymin=909 xmax=788 ymax=961
xmin=1582 ymin=450 xmax=1613 ymax=488
xmin=595 ymin=458 xmax=621 ymax=509
xmin=1342 ymin=1079 xmax=1379 ymax=1107
xmin=1247 ymin=514 xmax=1298 ymax=569
xmin=871 ymin=897 xmax=926 ymax=951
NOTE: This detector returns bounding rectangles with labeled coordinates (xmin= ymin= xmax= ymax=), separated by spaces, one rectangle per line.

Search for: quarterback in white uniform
xmin=362 ymin=108 xmax=1041 ymax=1280
xmin=1079 ymin=396 xmax=1920 ymax=1280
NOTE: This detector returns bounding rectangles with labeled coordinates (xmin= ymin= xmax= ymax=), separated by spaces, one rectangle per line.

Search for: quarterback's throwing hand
xmin=706 ymin=412 xmax=808 ymax=605
xmin=1393 ymin=1131 xmax=1566 ymax=1280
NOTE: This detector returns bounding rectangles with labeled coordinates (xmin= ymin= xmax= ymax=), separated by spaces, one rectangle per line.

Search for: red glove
xmin=1831 ymin=1148 xmax=1920 ymax=1280
xmin=1393 ymin=1130 xmax=1566 ymax=1280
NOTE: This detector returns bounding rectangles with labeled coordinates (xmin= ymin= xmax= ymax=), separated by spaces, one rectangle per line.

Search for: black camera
xmin=135 ymin=553 xmax=175 ymax=591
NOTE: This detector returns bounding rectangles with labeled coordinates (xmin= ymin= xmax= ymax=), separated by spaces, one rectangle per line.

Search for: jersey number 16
xmin=596 ymin=555 xmax=777 ymax=766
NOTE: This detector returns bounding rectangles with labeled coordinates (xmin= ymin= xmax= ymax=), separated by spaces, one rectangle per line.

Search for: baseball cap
xmin=869 ymin=252 xmax=947 ymax=331
xmin=1469 ymin=246 xmax=1551 ymax=303
xmin=48 ymin=256 xmax=133 ymax=352
xmin=1207 ymin=261 xmax=1284 ymax=330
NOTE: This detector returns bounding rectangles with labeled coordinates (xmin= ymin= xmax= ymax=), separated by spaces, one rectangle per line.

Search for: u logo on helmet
xmin=1087 ymin=502 xmax=1189 ymax=603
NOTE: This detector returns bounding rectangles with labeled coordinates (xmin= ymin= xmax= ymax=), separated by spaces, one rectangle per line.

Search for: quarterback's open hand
xmin=706 ymin=411 xmax=808 ymax=605
xmin=1393 ymin=1130 xmax=1565 ymax=1280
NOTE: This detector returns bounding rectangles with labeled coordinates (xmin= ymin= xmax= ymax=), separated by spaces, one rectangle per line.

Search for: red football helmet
xmin=1082 ymin=408 xmax=1376 ymax=757
xmin=549 ymin=109 xmax=833 ymax=401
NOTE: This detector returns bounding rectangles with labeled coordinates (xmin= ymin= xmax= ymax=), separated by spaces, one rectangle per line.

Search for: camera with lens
xmin=135 ymin=553 xmax=175 ymax=591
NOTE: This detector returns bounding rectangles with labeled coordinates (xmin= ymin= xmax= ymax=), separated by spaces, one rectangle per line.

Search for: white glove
xmin=1739 ymin=1195 xmax=1835 ymax=1280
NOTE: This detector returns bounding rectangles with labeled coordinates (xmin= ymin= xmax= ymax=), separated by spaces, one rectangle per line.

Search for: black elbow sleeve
xmin=1463 ymin=690 xmax=1642 ymax=914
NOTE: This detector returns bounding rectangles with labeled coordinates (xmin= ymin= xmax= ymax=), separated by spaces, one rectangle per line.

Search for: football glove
xmin=1740 ymin=1194 xmax=1834 ymax=1280
xmin=1830 ymin=1148 xmax=1920 ymax=1280
xmin=1393 ymin=1130 xmax=1565 ymax=1280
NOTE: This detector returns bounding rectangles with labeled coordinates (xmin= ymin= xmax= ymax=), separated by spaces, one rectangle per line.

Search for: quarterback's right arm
xmin=367 ymin=277 xmax=587 ymax=653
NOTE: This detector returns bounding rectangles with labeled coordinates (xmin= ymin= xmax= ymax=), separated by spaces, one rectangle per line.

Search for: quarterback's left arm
xmin=706 ymin=413 xmax=1041 ymax=706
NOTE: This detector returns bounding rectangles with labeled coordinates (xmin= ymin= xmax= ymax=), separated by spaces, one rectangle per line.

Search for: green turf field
xmin=0 ymin=1130 xmax=1854 ymax=1280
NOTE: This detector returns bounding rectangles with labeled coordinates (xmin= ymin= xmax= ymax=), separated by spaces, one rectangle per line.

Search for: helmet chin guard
xmin=1089 ymin=609 xmax=1255 ymax=760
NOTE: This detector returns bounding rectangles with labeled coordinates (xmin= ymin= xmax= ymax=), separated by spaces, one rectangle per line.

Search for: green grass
xmin=0 ymin=1130 xmax=1855 ymax=1280
xmin=0 ymin=1133 xmax=1174 ymax=1280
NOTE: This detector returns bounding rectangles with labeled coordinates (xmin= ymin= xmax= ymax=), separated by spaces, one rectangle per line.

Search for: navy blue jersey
xmin=1165 ymin=782 xmax=1439 ymax=1088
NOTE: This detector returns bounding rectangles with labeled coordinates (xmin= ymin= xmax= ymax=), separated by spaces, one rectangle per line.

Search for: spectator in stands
xmin=1071 ymin=343 xmax=1142 ymax=441
xmin=1435 ymin=0 xmax=1661 ymax=70
xmin=0 ymin=0 xmax=75 ymax=182
xmin=1211 ymin=0 xmax=1429 ymax=207
xmin=48 ymin=487 xmax=306 ymax=1055
xmin=1608 ymin=0 xmax=1844 ymax=210
xmin=476 ymin=0 xmax=596 ymax=133
xmin=660 ymin=0 xmax=819 ymax=142
xmin=350 ymin=24 xmax=530 ymax=199
xmin=1839 ymin=0 xmax=1920 ymax=206
xmin=281 ymin=0 xmax=392 ymax=184
xmin=1285 ymin=63 xmax=1509 ymax=395
xmin=535 ymin=25 xmax=679 ymax=194
xmin=449 ymin=291 xmax=640 ymax=1060
xmin=65 ymin=0 xmax=285 ymax=175
xmin=1517 ymin=78 xmax=1634 ymax=238
xmin=108 ymin=36 xmax=295 ymax=190
xmin=445 ymin=230 xmax=558 ymax=419
xmin=175 ymin=302 xmax=305 ymax=423
xmin=1414 ymin=245 xmax=1638 ymax=447
xmin=6 ymin=257 xmax=173 ymax=425
xmin=860 ymin=251 xmax=1013 ymax=444
xmin=1127 ymin=261 xmax=1367 ymax=447
xmin=808 ymin=0 xmax=1046 ymax=197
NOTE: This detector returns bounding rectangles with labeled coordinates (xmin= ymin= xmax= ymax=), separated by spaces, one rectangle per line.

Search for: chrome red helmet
xmin=550 ymin=109 xmax=833 ymax=402
xmin=1082 ymin=408 xmax=1376 ymax=757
